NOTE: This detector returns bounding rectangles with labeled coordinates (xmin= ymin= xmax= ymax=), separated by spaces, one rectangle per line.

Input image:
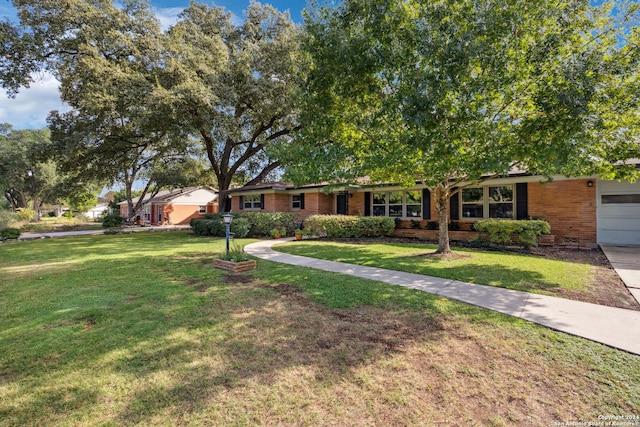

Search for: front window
xmin=292 ymin=194 xmax=302 ymax=209
xmin=199 ymin=205 xmax=206 ymax=214
xmin=461 ymin=186 xmax=514 ymax=219
xmin=244 ymin=195 xmax=262 ymax=210
xmin=144 ymin=206 xmax=151 ymax=221
xmin=372 ymin=190 xmax=421 ymax=218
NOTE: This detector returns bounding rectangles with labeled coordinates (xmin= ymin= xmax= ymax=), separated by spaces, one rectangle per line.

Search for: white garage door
xmin=597 ymin=179 xmax=640 ymax=245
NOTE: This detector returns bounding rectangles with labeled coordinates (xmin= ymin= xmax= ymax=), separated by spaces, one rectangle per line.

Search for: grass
xmin=19 ymin=216 xmax=103 ymax=233
xmin=0 ymin=232 xmax=638 ymax=426
xmin=275 ymin=240 xmax=592 ymax=295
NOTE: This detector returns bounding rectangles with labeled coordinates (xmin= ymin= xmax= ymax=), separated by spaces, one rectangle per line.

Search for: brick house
xmin=118 ymin=186 xmax=218 ymax=226
xmin=224 ymin=173 xmax=640 ymax=247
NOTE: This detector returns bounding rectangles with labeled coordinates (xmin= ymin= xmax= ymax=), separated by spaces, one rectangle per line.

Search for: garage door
xmin=597 ymin=179 xmax=640 ymax=245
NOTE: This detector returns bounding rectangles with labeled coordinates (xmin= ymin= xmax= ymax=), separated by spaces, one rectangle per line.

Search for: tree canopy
xmin=2 ymin=0 xmax=303 ymax=215
xmin=285 ymin=0 xmax=640 ymax=253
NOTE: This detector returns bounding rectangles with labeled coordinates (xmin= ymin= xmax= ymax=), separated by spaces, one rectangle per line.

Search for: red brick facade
xmin=228 ymin=178 xmax=601 ymax=246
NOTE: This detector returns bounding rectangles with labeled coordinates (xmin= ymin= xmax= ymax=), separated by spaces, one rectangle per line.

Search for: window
xmin=199 ymin=205 xmax=206 ymax=214
xmin=461 ymin=186 xmax=514 ymax=219
xmin=602 ymin=194 xmax=640 ymax=204
xmin=372 ymin=191 xmax=421 ymax=218
xmin=292 ymin=194 xmax=305 ymax=209
xmin=157 ymin=206 xmax=162 ymax=223
xmin=144 ymin=206 xmax=151 ymax=222
xmin=243 ymin=195 xmax=262 ymax=210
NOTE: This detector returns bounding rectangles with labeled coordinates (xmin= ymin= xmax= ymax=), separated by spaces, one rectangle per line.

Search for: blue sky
xmin=0 ymin=1 xmax=307 ymax=130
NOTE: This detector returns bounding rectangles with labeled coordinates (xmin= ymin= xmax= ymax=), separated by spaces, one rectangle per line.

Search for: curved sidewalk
xmin=245 ymin=239 xmax=640 ymax=356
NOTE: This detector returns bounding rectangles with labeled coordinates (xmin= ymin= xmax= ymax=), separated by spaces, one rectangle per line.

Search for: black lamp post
xmin=223 ymin=213 xmax=233 ymax=258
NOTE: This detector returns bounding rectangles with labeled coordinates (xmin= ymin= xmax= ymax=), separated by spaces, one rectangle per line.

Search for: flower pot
xmin=295 ymin=234 xmax=303 ymax=240
xmin=214 ymin=258 xmax=257 ymax=273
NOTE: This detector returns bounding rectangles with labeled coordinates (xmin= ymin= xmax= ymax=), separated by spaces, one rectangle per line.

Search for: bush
xmin=102 ymin=214 xmax=124 ymax=229
xmin=190 ymin=216 xmax=252 ymax=238
xmin=0 ymin=227 xmax=21 ymax=241
xmin=238 ymin=212 xmax=299 ymax=236
xmin=303 ymin=215 xmax=395 ymax=238
xmin=62 ymin=210 xmax=74 ymax=218
xmin=0 ymin=210 xmax=19 ymax=228
xmin=230 ymin=218 xmax=250 ymax=238
xmin=16 ymin=208 xmax=36 ymax=221
xmin=474 ymin=219 xmax=551 ymax=249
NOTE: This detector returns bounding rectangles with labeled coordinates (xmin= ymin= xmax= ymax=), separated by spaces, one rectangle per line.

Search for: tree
xmin=162 ymin=2 xmax=303 ymax=211
xmin=285 ymin=0 xmax=640 ymax=254
xmin=0 ymin=125 xmax=64 ymax=219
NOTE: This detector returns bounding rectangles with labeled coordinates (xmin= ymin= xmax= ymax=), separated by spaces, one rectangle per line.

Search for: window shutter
xmin=422 ymin=189 xmax=431 ymax=219
xmin=300 ymin=193 xmax=305 ymax=209
xmin=450 ymin=191 xmax=459 ymax=220
xmin=516 ymin=183 xmax=528 ymax=219
xmin=239 ymin=196 xmax=244 ymax=210
xmin=364 ymin=192 xmax=371 ymax=216
xmin=260 ymin=194 xmax=265 ymax=210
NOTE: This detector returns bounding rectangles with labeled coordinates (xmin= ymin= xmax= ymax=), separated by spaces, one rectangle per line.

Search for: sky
xmin=0 ymin=1 xmax=308 ymax=130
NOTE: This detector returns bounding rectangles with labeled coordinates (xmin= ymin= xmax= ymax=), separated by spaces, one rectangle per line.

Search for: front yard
xmin=275 ymin=239 xmax=639 ymax=310
xmin=0 ymin=232 xmax=638 ymax=425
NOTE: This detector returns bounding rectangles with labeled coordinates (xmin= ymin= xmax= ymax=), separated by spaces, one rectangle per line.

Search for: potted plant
xmin=270 ymin=227 xmax=286 ymax=239
xmin=294 ymin=228 xmax=307 ymax=240
xmin=214 ymin=244 xmax=257 ymax=273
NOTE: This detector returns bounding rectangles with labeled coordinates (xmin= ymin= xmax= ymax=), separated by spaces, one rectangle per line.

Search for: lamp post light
xmin=223 ymin=213 xmax=233 ymax=258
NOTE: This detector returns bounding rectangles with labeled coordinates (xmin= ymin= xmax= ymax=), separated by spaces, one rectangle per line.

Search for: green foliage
xmin=101 ymin=214 xmax=124 ymax=229
xmin=285 ymin=0 xmax=640 ymax=253
xmin=0 ymin=210 xmax=19 ymax=228
xmin=190 ymin=217 xmax=252 ymax=239
xmin=474 ymin=219 xmax=551 ymax=249
xmin=218 ymin=243 xmax=249 ymax=262
xmin=16 ymin=208 xmax=36 ymax=221
xmin=238 ymin=212 xmax=299 ymax=237
xmin=303 ymin=215 xmax=395 ymax=238
xmin=0 ymin=227 xmax=21 ymax=241
xmin=270 ymin=227 xmax=286 ymax=238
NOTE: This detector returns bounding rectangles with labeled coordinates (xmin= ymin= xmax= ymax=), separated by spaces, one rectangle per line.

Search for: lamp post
xmin=223 ymin=213 xmax=233 ymax=258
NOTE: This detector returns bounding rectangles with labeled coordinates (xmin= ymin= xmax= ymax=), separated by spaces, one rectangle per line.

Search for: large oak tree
xmin=285 ymin=0 xmax=640 ymax=254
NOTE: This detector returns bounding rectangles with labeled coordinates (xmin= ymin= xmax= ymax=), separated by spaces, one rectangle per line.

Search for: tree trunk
xmin=32 ymin=193 xmax=40 ymax=221
xmin=434 ymin=184 xmax=452 ymax=255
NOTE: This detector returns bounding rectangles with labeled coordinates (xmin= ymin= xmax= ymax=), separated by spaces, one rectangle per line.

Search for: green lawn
xmin=0 ymin=232 xmax=638 ymax=425
xmin=275 ymin=240 xmax=592 ymax=294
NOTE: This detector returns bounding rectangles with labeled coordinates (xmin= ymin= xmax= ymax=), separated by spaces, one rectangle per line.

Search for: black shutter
xmin=239 ymin=196 xmax=244 ymax=210
xmin=364 ymin=192 xmax=371 ymax=216
xmin=260 ymin=194 xmax=265 ymax=210
xmin=300 ymin=193 xmax=305 ymax=209
xmin=450 ymin=191 xmax=459 ymax=220
xmin=516 ymin=183 xmax=528 ymax=219
xmin=422 ymin=189 xmax=431 ymax=219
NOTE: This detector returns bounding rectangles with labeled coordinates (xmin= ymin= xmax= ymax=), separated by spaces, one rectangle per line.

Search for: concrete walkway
xmin=601 ymin=245 xmax=640 ymax=304
xmin=245 ymin=239 xmax=640 ymax=356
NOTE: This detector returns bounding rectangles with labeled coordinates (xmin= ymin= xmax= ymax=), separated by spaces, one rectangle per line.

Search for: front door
xmin=336 ymin=193 xmax=349 ymax=215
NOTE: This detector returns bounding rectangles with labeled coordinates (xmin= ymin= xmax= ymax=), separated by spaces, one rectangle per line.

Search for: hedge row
xmin=473 ymin=219 xmax=551 ymax=248
xmin=303 ymin=215 xmax=395 ymax=238
xmin=0 ymin=227 xmax=21 ymax=241
xmin=190 ymin=212 xmax=299 ymax=238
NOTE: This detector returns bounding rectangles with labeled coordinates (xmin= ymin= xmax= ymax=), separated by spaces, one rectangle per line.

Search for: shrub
xmin=425 ymin=221 xmax=439 ymax=230
xmin=0 ymin=227 xmax=21 ymax=241
xmin=62 ymin=210 xmax=74 ymax=218
xmin=474 ymin=219 xmax=551 ymax=249
xmin=303 ymin=215 xmax=395 ymax=238
xmin=0 ymin=210 xmax=19 ymax=228
xmin=16 ymin=208 xmax=36 ymax=221
xmin=237 ymin=212 xmax=299 ymax=236
xmin=191 ymin=217 xmax=251 ymax=238
xmin=230 ymin=218 xmax=250 ymax=238
xmin=102 ymin=214 xmax=124 ymax=229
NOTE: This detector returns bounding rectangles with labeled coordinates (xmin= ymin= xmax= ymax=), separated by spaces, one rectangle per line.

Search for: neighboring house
xmin=224 ymin=171 xmax=640 ymax=247
xmin=118 ymin=186 xmax=218 ymax=225
xmin=86 ymin=203 xmax=109 ymax=219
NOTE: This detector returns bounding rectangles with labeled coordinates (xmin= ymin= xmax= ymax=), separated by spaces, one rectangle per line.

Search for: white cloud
xmin=153 ymin=6 xmax=184 ymax=30
xmin=0 ymin=73 xmax=69 ymax=130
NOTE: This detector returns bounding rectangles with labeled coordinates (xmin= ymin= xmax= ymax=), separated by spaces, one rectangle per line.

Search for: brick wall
xmin=165 ymin=205 xmax=203 ymax=225
xmin=527 ymin=179 xmax=596 ymax=246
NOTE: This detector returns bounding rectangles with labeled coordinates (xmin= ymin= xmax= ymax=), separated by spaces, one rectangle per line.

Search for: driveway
xmin=600 ymin=245 xmax=640 ymax=304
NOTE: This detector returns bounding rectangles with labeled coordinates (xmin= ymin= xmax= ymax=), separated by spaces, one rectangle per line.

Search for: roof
xmin=118 ymin=186 xmax=218 ymax=205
